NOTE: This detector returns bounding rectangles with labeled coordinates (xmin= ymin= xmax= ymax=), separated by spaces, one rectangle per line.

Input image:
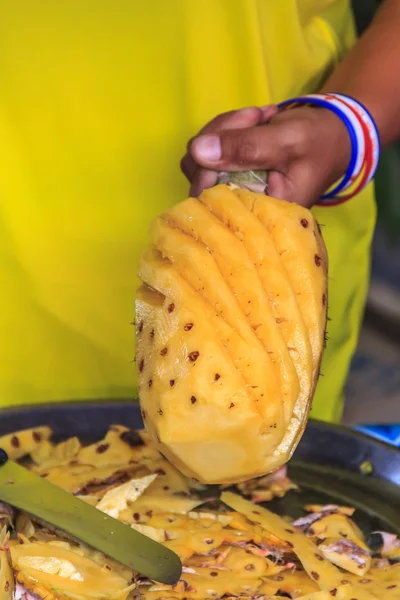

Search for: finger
xmin=186 ymin=106 xmax=271 ymax=154
xmin=182 ymin=106 xmax=276 ymax=181
xmin=196 ymin=106 xmax=265 ymax=136
xmin=180 ymin=154 xmax=197 ymax=181
xmin=191 ymin=123 xmax=294 ymax=171
xmin=189 ymin=168 xmax=219 ymax=197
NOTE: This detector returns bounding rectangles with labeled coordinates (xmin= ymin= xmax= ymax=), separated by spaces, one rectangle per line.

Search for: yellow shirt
xmin=0 ymin=1 xmax=375 ymax=422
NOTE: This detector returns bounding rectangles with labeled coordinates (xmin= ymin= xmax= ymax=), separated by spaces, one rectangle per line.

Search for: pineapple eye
xmin=188 ymin=351 xmax=200 ymax=362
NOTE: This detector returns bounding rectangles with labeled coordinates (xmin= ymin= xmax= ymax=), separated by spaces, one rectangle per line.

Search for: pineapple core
xmin=136 ymin=184 xmax=327 ymax=484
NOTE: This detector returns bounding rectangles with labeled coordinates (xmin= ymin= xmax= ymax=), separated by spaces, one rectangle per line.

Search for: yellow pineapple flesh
xmin=136 ymin=184 xmax=328 ymax=483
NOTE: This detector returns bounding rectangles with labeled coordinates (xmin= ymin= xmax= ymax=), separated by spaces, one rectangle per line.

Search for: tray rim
xmin=1 ymin=398 xmax=399 ymax=458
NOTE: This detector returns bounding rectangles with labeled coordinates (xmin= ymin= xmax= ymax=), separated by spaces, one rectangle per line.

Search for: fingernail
xmin=193 ymin=135 xmax=221 ymax=162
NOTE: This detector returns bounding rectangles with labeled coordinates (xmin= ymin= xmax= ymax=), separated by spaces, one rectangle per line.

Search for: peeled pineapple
xmin=136 ymin=184 xmax=328 ymax=484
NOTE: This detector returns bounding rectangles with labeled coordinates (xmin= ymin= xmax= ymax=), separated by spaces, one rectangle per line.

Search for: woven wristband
xmin=277 ymin=94 xmax=380 ymax=205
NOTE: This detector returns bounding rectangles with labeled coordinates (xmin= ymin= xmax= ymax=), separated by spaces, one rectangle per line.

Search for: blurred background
xmin=343 ymin=0 xmax=400 ymax=425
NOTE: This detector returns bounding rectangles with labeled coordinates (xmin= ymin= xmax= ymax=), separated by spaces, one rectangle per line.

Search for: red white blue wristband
xmin=277 ymin=93 xmax=380 ymax=205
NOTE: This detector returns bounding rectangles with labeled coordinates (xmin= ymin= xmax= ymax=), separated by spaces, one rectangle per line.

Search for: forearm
xmin=321 ymin=0 xmax=400 ymax=147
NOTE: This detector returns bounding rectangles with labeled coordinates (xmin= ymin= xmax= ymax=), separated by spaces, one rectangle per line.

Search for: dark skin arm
xmin=181 ymin=0 xmax=400 ymax=206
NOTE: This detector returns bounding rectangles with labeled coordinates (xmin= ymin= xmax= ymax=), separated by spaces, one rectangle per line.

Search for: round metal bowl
xmin=1 ymin=400 xmax=400 ymax=534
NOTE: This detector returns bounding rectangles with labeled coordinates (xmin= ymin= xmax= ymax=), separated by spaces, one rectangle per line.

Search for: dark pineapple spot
xmin=311 ymin=572 xmax=320 ymax=581
xmin=168 ymin=303 xmax=175 ymax=313
xmin=157 ymin=409 xmax=163 ymax=416
xmin=324 ymin=331 xmax=329 ymax=348
xmin=322 ymin=293 xmax=327 ymax=306
xmin=191 ymin=396 xmax=197 ymax=404
xmin=32 ymin=431 xmax=42 ymax=443
xmin=330 ymin=590 xmax=337 ymax=597
xmin=315 ymin=254 xmax=322 ymax=267
xmin=210 ymin=572 xmax=218 ymax=577
xmin=184 ymin=323 xmax=194 ymax=331
xmin=160 ymin=348 xmax=168 ymax=356
xmin=244 ymin=564 xmax=255 ymax=571
xmin=170 ymin=379 xmax=175 ymax=387
xmin=10 ymin=436 xmax=20 ymax=449
xmin=229 ymin=402 xmax=235 ymax=409
xmin=150 ymin=329 xmax=155 ymax=339
xmin=315 ymin=554 xmax=323 ymax=561
xmin=120 ymin=430 xmax=144 ymax=447
xmin=188 ymin=351 xmax=200 ymax=362
xmin=300 ymin=218 xmax=309 ymax=228
xmin=214 ymin=373 xmax=221 ymax=381
xmin=133 ymin=513 xmax=140 ymax=522
xmin=139 ymin=359 xmax=145 ymax=372
xmin=148 ymin=379 xmax=153 ymax=388
xmin=96 ymin=443 xmax=110 ymax=454
xmin=138 ymin=321 xmax=144 ymax=333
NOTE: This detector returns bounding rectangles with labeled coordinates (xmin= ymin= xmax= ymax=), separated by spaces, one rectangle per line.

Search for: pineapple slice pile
xmin=0 ymin=426 xmax=398 ymax=600
xmin=136 ymin=184 xmax=328 ymax=483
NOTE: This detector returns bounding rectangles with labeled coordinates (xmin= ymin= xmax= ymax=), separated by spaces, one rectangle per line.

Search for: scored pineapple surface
xmin=136 ymin=185 xmax=328 ymax=484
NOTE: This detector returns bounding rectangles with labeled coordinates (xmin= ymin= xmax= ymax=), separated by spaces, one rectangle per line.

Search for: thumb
xmin=190 ymin=124 xmax=290 ymax=172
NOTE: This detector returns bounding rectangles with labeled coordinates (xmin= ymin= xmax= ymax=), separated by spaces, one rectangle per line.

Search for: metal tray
xmin=1 ymin=401 xmax=400 ymax=535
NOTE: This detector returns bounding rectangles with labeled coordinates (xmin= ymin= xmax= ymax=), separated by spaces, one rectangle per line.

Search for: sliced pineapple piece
xmin=77 ymin=425 xmax=156 ymax=468
xmin=119 ymin=495 xmax=203 ymax=525
xmin=96 ymin=474 xmax=157 ymax=518
xmin=10 ymin=541 xmax=134 ymax=600
xmin=0 ymin=427 xmax=51 ymax=461
xmin=31 ymin=437 xmax=81 ymax=468
xmin=0 ymin=527 xmax=13 ymax=600
xmin=32 ymin=462 xmax=136 ymax=495
xmin=271 ymin=568 xmax=319 ymax=597
xmin=319 ymin=537 xmax=371 ymax=576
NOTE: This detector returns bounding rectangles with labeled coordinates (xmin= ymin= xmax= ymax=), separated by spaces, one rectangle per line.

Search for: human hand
xmin=181 ymin=105 xmax=352 ymax=207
